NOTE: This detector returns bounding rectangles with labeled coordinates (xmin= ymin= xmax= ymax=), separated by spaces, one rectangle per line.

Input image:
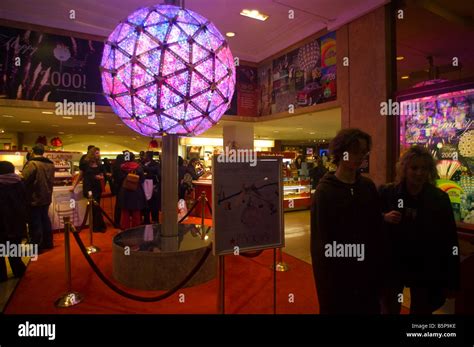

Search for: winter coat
xmin=22 ymin=156 xmax=55 ymax=207
xmin=379 ymin=182 xmax=460 ymax=290
xmin=117 ymin=161 xmax=146 ymax=211
xmin=310 ymin=172 xmax=388 ymax=313
xmin=0 ymin=174 xmax=28 ymax=241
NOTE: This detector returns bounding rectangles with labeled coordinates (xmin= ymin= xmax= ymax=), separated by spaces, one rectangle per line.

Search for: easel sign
xmin=212 ymin=156 xmax=284 ymax=256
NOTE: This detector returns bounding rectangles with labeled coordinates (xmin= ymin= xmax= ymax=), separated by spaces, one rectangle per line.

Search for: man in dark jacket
xmin=22 ymin=144 xmax=55 ymax=251
xmin=142 ymin=151 xmax=161 ymax=224
xmin=311 ymin=128 xmax=387 ymax=314
xmin=0 ymin=161 xmax=27 ymax=281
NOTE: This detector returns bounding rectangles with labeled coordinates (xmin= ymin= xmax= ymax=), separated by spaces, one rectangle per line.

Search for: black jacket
xmin=0 ymin=176 xmax=28 ymax=241
xmin=310 ymin=172 xmax=387 ymax=313
xmin=379 ymin=182 xmax=460 ymax=289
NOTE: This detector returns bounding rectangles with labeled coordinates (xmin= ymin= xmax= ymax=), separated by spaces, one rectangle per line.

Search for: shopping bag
xmin=143 ymin=179 xmax=154 ymax=200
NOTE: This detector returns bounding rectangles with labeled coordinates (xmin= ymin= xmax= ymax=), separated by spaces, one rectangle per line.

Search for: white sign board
xmin=212 ymin=156 xmax=284 ymax=256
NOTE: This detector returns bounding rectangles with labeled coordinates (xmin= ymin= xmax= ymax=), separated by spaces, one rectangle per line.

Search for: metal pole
xmin=200 ymin=191 xmax=206 ymax=239
xmin=273 ymin=247 xmax=289 ymax=272
xmin=86 ymin=191 xmax=100 ymax=254
xmin=55 ymin=217 xmax=83 ymax=308
xmin=217 ymin=255 xmax=225 ymax=314
xmin=161 ymin=134 xmax=179 ymax=237
xmin=273 ymin=248 xmax=277 ymax=314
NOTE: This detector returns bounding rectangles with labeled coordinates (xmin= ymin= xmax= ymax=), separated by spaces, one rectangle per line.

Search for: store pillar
xmin=161 ymin=134 xmax=179 ymax=237
xmin=222 ymin=123 xmax=254 ymax=150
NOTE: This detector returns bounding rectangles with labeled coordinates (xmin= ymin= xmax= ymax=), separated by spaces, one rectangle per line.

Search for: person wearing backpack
xmin=22 ymin=144 xmax=55 ymax=251
xmin=117 ymin=152 xmax=146 ymax=229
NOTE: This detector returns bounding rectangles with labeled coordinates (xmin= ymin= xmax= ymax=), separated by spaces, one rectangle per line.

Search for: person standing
xmin=0 ymin=161 xmax=27 ymax=281
xmin=310 ymin=128 xmax=386 ymax=314
xmin=142 ymin=151 xmax=161 ymax=224
xmin=70 ymin=146 xmax=106 ymax=232
xmin=117 ymin=152 xmax=146 ymax=229
xmin=379 ymin=145 xmax=460 ymax=314
xmin=309 ymin=156 xmax=327 ymax=190
xmin=22 ymin=144 xmax=55 ymax=251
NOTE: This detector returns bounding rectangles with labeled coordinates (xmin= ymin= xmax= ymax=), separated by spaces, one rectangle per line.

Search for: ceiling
xmin=396 ymin=0 xmax=474 ymax=90
xmin=0 ymin=104 xmax=341 ymax=152
xmin=0 ymin=0 xmax=387 ymax=62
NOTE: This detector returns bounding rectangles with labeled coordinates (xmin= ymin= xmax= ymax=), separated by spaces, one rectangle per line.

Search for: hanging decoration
xmin=100 ymin=4 xmax=236 ymax=137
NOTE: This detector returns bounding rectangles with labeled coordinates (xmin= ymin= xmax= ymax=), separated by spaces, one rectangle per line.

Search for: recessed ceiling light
xmin=88 ymin=122 xmax=96 ymax=125
xmin=240 ymin=9 xmax=269 ymax=21
xmin=58 ymin=131 xmax=65 ymax=134
xmin=20 ymin=120 xmax=31 ymax=123
xmin=62 ymin=116 xmax=73 ymax=119
xmin=0 ymin=129 xmax=5 ymax=134
xmin=2 ymin=114 xmax=13 ymax=118
xmin=401 ymin=75 xmax=409 ymax=80
xmin=396 ymin=56 xmax=404 ymax=61
xmin=42 ymin=111 xmax=54 ymax=114
xmin=226 ymin=32 xmax=236 ymax=37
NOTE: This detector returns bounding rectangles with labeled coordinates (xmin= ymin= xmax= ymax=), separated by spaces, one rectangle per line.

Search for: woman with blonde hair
xmin=379 ymin=145 xmax=460 ymax=314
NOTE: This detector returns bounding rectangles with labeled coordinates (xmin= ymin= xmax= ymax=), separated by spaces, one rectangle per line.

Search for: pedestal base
xmin=112 ymin=224 xmax=216 ymax=290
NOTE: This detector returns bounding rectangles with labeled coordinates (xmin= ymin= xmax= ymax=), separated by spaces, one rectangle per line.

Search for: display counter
xmin=49 ymin=184 xmax=88 ymax=231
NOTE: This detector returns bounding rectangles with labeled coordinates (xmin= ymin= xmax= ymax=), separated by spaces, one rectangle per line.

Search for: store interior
xmin=0 ymin=0 xmax=473 ymax=315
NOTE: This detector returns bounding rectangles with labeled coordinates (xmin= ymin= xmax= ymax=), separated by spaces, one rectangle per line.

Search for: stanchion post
xmin=200 ymin=191 xmax=206 ymax=239
xmin=217 ymin=255 xmax=225 ymax=314
xmin=272 ymin=247 xmax=289 ymax=272
xmin=55 ymin=216 xmax=83 ymax=308
xmin=86 ymin=191 xmax=100 ymax=254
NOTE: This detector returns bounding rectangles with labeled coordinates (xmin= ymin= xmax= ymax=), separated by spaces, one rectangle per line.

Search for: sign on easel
xmin=212 ymin=156 xmax=284 ymax=256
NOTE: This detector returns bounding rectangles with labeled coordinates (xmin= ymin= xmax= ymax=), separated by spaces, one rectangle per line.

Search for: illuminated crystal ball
xmin=100 ymin=5 xmax=236 ymax=136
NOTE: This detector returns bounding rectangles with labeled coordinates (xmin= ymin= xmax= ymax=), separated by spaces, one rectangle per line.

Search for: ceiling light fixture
xmin=42 ymin=111 xmax=54 ymax=114
xmin=88 ymin=122 xmax=97 ymax=125
xmin=62 ymin=116 xmax=73 ymax=119
xmin=2 ymin=115 xmax=13 ymax=118
xmin=401 ymin=75 xmax=409 ymax=80
xmin=240 ymin=9 xmax=269 ymax=21
xmin=226 ymin=32 xmax=236 ymax=37
xmin=396 ymin=56 xmax=404 ymax=61
xmin=20 ymin=120 xmax=31 ymax=123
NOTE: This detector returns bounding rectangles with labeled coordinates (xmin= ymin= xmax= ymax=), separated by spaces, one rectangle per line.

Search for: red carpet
xmin=4 ymin=223 xmax=319 ymax=314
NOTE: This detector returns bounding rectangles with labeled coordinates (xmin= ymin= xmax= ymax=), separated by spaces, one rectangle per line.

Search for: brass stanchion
xmin=217 ymin=255 xmax=225 ymax=314
xmin=200 ymin=191 xmax=206 ymax=239
xmin=86 ymin=191 xmax=100 ymax=254
xmin=272 ymin=248 xmax=289 ymax=272
xmin=55 ymin=216 xmax=84 ymax=308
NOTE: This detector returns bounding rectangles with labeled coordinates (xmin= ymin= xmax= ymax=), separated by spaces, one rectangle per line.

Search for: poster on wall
xmin=0 ymin=25 xmax=107 ymax=105
xmin=257 ymin=31 xmax=336 ymax=116
xmin=236 ymin=65 xmax=258 ymax=116
xmin=212 ymin=156 xmax=284 ymax=255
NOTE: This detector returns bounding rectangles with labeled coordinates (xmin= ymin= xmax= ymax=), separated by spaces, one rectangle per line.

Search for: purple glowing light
xmin=100 ymin=5 xmax=236 ymax=136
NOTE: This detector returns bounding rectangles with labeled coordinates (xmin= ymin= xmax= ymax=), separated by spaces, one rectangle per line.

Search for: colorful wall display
xmin=236 ymin=65 xmax=258 ymax=116
xmin=399 ymin=84 xmax=474 ymax=223
xmin=257 ymin=31 xmax=336 ymax=116
xmin=0 ymin=25 xmax=107 ymax=105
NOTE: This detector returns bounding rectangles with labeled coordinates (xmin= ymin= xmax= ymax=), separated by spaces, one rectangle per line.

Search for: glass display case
xmin=397 ymin=79 xmax=474 ymax=224
xmin=283 ymin=177 xmax=311 ymax=211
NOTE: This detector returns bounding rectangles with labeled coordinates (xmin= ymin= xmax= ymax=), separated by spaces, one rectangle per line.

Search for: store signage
xmin=0 ymin=25 xmax=107 ymax=105
xmin=212 ymin=156 xmax=284 ymax=255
